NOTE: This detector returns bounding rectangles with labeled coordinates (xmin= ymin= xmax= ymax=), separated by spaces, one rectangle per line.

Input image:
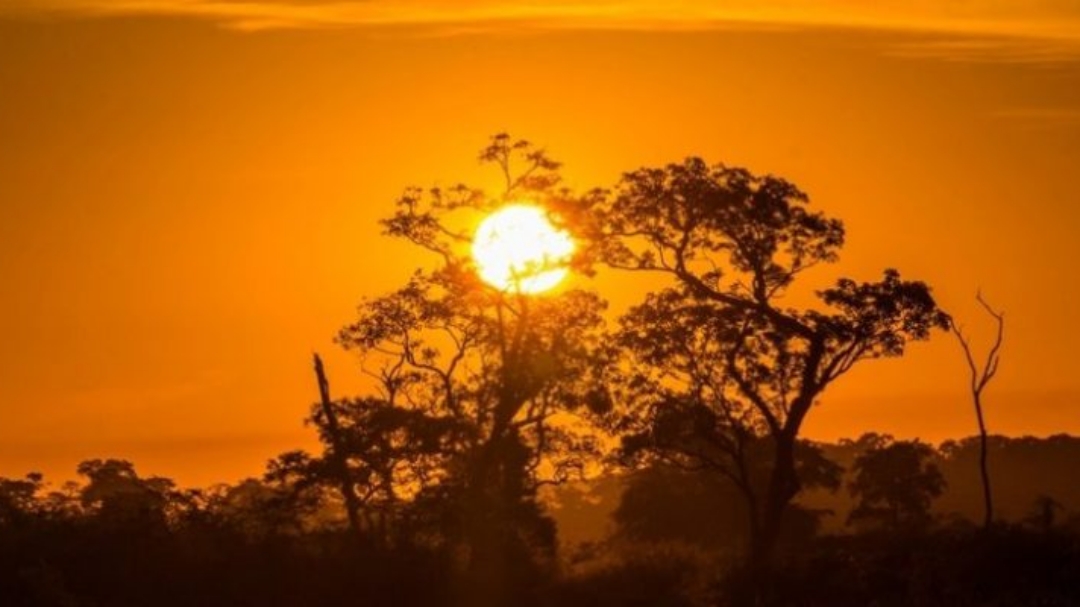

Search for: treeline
xmin=815 ymin=433 xmax=1080 ymax=530
xmin=3 ymin=433 xmax=1080 ymax=606
xmin=550 ymin=433 xmax=1080 ymax=548
xmin=0 ymin=459 xmax=454 ymax=606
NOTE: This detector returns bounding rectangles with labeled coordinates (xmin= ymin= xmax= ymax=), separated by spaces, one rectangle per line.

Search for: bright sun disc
xmin=471 ymin=204 xmax=574 ymax=294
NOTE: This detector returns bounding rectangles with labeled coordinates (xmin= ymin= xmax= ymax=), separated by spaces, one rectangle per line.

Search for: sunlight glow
xmin=471 ymin=204 xmax=575 ymax=294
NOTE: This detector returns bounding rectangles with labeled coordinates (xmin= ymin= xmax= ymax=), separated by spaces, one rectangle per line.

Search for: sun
xmin=471 ymin=204 xmax=575 ymax=294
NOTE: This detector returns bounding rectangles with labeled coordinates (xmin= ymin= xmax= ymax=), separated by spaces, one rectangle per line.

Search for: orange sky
xmin=2 ymin=3 xmax=1079 ymax=486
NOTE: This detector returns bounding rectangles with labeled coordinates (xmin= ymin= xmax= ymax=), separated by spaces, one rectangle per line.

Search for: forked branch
xmin=951 ymin=291 xmax=1005 ymax=529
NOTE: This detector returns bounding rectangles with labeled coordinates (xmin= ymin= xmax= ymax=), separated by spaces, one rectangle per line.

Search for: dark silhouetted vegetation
xmin=847 ymin=437 xmax=945 ymax=531
xmin=6 ymin=434 xmax=1080 ymax=606
xmin=586 ymin=154 xmax=949 ymax=601
xmin=2 ymin=135 xmax=1076 ymax=607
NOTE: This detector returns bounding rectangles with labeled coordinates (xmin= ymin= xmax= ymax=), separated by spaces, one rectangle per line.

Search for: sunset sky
xmin=2 ymin=1 xmax=1079 ymax=486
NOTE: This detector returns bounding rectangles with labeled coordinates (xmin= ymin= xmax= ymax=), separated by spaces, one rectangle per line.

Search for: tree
xmin=588 ymin=159 xmax=949 ymax=598
xmin=210 ymin=477 xmax=318 ymax=538
xmin=1025 ymin=494 xmax=1064 ymax=532
xmin=0 ymin=472 xmax=45 ymax=526
xmin=952 ymin=292 xmax=1005 ymax=529
xmin=76 ymin=459 xmax=176 ymax=529
xmin=334 ymin=134 xmax=611 ymax=605
xmin=614 ymin=448 xmax=839 ymax=552
xmin=847 ymin=437 xmax=945 ymax=530
xmin=266 ymin=395 xmax=470 ymax=546
xmin=262 ymin=354 xmax=469 ymax=547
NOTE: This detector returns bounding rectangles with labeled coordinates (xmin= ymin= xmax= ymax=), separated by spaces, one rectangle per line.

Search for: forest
xmin=3 ymin=135 xmax=1078 ymax=607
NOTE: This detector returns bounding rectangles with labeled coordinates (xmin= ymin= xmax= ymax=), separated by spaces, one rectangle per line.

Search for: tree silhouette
xmin=0 ymin=473 xmax=45 ymax=526
xmin=266 ymin=393 xmax=471 ymax=546
xmin=952 ymin=292 xmax=1005 ymax=529
xmin=613 ymin=450 xmax=838 ymax=551
xmin=10 ymin=136 xmax=1071 ymax=607
xmin=847 ymin=437 xmax=945 ymax=531
xmin=335 ymin=134 xmax=611 ymax=606
xmin=586 ymin=158 xmax=950 ymax=598
xmin=76 ymin=459 xmax=176 ymax=529
xmin=1025 ymin=494 xmax=1064 ymax=532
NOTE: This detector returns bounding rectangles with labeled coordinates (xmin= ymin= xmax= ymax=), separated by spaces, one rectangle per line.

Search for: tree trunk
xmin=739 ymin=436 xmax=799 ymax=607
xmin=459 ymin=437 xmax=513 ymax=607
xmin=974 ymin=393 xmax=993 ymax=529
xmin=458 ymin=429 xmax=546 ymax=607
xmin=312 ymin=354 xmax=364 ymax=541
xmin=952 ymin=293 xmax=1004 ymax=530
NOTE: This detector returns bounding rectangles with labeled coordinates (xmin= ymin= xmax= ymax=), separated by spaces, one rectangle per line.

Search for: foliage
xmin=76 ymin=459 xmax=177 ymax=529
xmin=847 ymin=437 xmax=946 ymax=530
xmin=3 ymin=436 xmax=1080 ymax=606
xmin=330 ymin=134 xmax=614 ymax=604
xmin=613 ymin=463 xmax=832 ymax=551
xmin=584 ymin=157 xmax=949 ymax=582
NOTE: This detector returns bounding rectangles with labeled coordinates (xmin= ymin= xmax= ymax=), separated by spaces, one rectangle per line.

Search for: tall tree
xmin=588 ymin=159 xmax=949 ymax=600
xmin=336 ymin=134 xmax=611 ymax=605
xmin=951 ymin=292 xmax=1005 ymax=529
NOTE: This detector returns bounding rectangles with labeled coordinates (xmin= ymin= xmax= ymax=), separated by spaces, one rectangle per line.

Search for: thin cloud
xmin=887 ymin=35 xmax=1080 ymax=64
xmin=993 ymin=107 xmax=1080 ymax=129
xmin=4 ymin=0 xmax=1080 ymax=41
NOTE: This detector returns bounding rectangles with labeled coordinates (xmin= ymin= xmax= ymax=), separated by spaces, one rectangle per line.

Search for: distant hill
xmin=546 ymin=434 xmax=1080 ymax=546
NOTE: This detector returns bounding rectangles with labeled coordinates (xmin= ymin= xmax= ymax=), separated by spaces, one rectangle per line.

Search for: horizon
xmin=7 ymin=426 xmax=1080 ymax=490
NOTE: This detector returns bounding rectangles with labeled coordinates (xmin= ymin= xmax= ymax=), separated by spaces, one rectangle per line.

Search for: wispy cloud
xmin=992 ymin=107 xmax=1080 ymax=129
xmin=887 ymin=34 xmax=1080 ymax=64
xmin=4 ymin=0 xmax=1080 ymax=41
